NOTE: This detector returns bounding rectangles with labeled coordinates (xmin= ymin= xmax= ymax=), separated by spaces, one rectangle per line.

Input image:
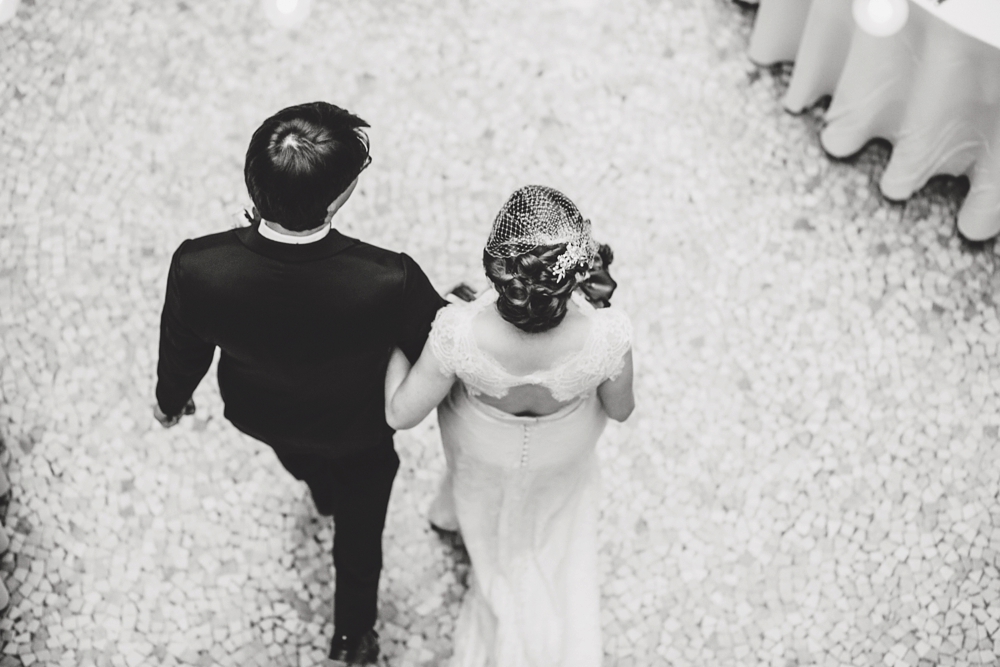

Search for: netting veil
xmin=485 ymin=185 xmax=600 ymax=281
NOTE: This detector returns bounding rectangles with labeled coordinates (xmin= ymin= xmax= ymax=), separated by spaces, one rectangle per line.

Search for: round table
xmin=746 ymin=0 xmax=1000 ymax=240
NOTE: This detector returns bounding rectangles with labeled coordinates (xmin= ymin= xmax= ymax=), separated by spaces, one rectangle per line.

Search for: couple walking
xmin=153 ymin=101 xmax=634 ymax=666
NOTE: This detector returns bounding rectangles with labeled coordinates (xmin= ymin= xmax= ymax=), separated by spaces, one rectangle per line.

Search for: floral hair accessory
xmin=551 ymin=232 xmax=599 ymax=282
xmin=486 ymin=185 xmax=599 ymax=282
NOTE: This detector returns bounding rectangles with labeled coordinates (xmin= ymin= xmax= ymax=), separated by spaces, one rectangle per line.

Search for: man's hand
xmin=446 ymin=282 xmax=478 ymax=303
xmin=153 ymin=398 xmax=196 ymax=428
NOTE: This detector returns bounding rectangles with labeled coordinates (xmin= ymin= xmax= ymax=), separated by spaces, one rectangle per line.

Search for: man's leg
xmin=326 ymin=444 xmax=400 ymax=638
xmin=270 ymin=443 xmax=398 ymax=662
xmin=271 ymin=448 xmax=338 ymax=516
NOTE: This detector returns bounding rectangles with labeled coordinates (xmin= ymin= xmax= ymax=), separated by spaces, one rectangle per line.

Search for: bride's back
xmin=470 ymin=302 xmax=592 ymax=416
xmin=428 ymin=184 xmax=632 ymax=418
xmin=387 ymin=184 xmax=633 ymax=435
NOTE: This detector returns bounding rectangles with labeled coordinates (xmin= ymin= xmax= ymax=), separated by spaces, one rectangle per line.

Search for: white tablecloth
xmin=747 ymin=0 xmax=1000 ymax=240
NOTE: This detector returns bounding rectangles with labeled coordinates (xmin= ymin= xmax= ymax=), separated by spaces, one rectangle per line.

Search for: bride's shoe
xmin=428 ymin=472 xmax=460 ymax=535
xmin=429 ymin=520 xmax=459 ymax=537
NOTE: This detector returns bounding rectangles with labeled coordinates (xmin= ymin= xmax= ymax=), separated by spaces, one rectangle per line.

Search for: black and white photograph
xmin=1 ymin=0 xmax=1000 ymax=665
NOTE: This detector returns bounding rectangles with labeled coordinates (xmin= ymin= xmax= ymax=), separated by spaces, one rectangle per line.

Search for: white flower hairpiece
xmin=551 ymin=235 xmax=599 ymax=282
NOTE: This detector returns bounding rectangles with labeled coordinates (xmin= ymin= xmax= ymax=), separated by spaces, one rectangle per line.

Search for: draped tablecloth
xmin=746 ymin=0 xmax=1000 ymax=240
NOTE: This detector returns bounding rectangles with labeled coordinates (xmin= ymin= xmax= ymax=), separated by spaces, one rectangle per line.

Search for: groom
xmin=153 ymin=102 xmax=446 ymax=665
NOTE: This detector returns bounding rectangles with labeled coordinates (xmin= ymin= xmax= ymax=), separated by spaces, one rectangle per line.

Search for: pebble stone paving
xmin=1 ymin=0 xmax=999 ymax=665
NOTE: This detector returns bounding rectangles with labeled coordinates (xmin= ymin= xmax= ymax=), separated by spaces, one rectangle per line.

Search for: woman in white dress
xmin=384 ymin=185 xmax=634 ymax=667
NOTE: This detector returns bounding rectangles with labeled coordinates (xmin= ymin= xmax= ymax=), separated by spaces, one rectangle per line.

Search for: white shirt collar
xmin=258 ymin=220 xmax=331 ymax=245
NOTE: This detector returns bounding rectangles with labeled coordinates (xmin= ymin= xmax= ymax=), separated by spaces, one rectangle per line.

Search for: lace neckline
xmin=465 ymin=290 xmax=599 ymax=384
xmin=429 ymin=288 xmax=632 ymax=401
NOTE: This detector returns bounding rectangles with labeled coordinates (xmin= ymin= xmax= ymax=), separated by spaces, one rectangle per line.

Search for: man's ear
xmin=244 ymin=206 xmax=262 ymax=224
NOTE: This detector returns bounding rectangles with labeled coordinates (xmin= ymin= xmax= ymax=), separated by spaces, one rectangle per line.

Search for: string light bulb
xmin=852 ymin=0 xmax=909 ymax=37
xmin=262 ymin=0 xmax=312 ymax=28
xmin=0 ymin=0 xmax=21 ymax=25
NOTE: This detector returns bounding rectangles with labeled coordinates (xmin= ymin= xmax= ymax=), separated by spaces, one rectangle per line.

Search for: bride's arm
xmin=597 ymin=350 xmax=634 ymax=422
xmin=384 ymin=341 xmax=456 ymax=430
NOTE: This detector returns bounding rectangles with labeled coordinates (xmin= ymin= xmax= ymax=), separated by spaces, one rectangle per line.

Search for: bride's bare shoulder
xmin=471 ymin=303 xmax=591 ymax=369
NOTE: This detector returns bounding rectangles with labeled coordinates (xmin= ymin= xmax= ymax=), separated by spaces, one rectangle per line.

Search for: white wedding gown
xmin=426 ymin=290 xmax=632 ymax=667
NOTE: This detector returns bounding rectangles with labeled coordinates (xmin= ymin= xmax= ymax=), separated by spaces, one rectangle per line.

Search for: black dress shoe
xmin=329 ymin=629 xmax=379 ymax=665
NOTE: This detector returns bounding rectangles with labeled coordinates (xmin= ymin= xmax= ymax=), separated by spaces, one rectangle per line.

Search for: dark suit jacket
xmin=155 ymin=223 xmax=447 ymax=459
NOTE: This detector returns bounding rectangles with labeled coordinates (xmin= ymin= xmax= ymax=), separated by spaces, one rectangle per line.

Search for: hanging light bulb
xmin=262 ymin=0 xmax=312 ymax=29
xmin=0 ymin=0 xmax=21 ymax=25
xmin=852 ymin=0 xmax=909 ymax=37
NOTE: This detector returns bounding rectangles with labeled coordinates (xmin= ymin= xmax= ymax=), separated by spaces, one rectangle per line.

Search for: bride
xmin=384 ymin=185 xmax=634 ymax=666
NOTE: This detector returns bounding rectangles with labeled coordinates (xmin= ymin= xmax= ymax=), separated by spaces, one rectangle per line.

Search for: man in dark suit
xmin=153 ymin=102 xmax=446 ymax=665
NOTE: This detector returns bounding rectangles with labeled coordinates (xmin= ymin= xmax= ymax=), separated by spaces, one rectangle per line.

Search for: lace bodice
xmin=429 ymin=290 xmax=632 ymax=402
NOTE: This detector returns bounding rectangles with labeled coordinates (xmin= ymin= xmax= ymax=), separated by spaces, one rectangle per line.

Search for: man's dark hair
xmin=245 ymin=102 xmax=370 ymax=232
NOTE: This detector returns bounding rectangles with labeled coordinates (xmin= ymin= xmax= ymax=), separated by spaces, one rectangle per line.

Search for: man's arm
xmin=154 ymin=242 xmax=216 ymax=424
xmin=394 ymin=253 xmax=448 ymax=364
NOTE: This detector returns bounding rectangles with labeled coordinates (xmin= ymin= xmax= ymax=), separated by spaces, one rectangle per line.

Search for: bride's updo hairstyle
xmin=483 ymin=186 xmax=600 ymax=334
xmin=484 ymin=242 xmax=579 ymax=333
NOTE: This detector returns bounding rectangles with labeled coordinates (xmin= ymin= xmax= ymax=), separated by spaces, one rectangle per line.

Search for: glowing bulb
xmin=869 ymin=0 xmax=892 ymax=23
xmin=0 ymin=0 xmax=21 ymax=25
xmin=853 ymin=0 xmax=909 ymax=37
xmin=262 ymin=0 xmax=311 ymax=28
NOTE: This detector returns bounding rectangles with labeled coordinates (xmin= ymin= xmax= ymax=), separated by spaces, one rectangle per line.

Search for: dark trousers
xmin=274 ymin=444 xmax=400 ymax=637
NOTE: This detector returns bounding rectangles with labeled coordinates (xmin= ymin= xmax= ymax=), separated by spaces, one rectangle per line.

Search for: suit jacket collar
xmin=235 ymin=223 xmax=357 ymax=262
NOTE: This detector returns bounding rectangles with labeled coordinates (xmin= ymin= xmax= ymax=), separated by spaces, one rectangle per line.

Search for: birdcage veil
xmin=485 ymin=185 xmax=599 ymax=281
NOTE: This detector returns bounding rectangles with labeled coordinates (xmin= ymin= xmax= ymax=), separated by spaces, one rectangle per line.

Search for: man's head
xmin=245 ymin=102 xmax=370 ymax=232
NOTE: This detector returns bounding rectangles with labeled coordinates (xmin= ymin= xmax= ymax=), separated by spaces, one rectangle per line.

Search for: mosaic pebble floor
xmin=1 ymin=0 xmax=999 ymax=665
